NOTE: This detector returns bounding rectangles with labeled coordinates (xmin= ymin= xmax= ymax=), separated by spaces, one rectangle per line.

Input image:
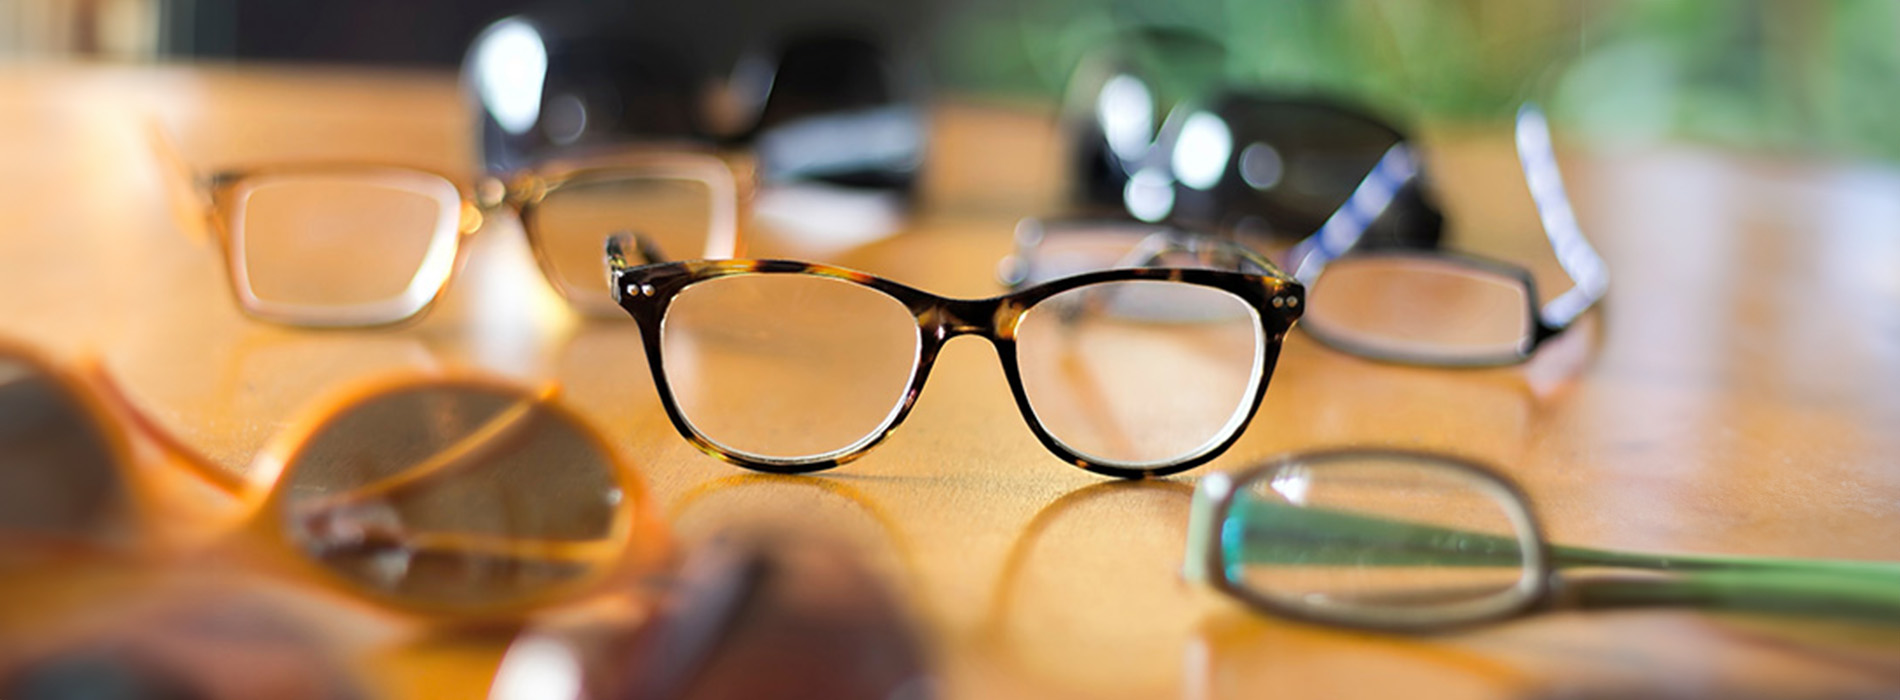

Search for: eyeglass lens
xmin=277 ymin=384 xmax=624 ymax=608
xmin=1301 ymin=256 xmax=1534 ymax=363
xmin=659 ymin=274 xmax=920 ymax=463
xmin=229 ymin=171 xmax=461 ymax=314
xmin=1223 ymin=454 xmax=1538 ymax=627
xmin=528 ymin=175 xmax=719 ymax=301
xmin=1015 ymin=280 xmax=1263 ymax=466
xmin=0 ymin=356 xmax=126 ymax=544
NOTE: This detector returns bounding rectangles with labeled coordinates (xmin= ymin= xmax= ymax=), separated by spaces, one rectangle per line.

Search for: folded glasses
xmin=152 ymin=127 xmax=741 ymax=327
xmin=1187 ymin=449 xmax=1900 ymax=633
xmin=1012 ymin=104 xmax=1606 ymax=368
xmin=605 ymin=231 xmax=1304 ymax=478
xmin=0 ymin=339 xmax=665 ymax=621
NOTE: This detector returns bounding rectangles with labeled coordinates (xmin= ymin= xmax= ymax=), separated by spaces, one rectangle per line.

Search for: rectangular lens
xmin=1015 ymin=280 xmax=1264 ymax=468
xmin=229 ymin=170 xmax=462 ymax=324
xmin=659 ymin=273 xmax=919 ymax=464
xmin=530 ymin=173 xmax=724 ymax=313
xmin=1224 ymin=453 xmax=1539 ymax=628
xmin=1303 ymin=255 xmax=1534 ymax=364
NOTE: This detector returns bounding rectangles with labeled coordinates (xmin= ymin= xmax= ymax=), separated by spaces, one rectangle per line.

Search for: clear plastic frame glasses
xmin=605 ymin=232 xmax=1304 ymax=478
xmin=1187 ymin=449 xmax=1900 ymax=633
xmin=0 ymin=339 xmax=666 ymax=622
xmin=153 ymin=128 xmax=741 ymax=327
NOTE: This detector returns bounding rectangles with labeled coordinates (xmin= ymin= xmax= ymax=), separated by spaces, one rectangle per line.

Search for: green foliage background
xmin=937 ymin=0 xmax=1900 ymax=162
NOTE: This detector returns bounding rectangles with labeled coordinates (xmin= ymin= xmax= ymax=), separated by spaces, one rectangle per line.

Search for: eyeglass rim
xmin=1192 ymin=448 xmax=1554 ymax=633
xmin=610 ymin=255 xmax=1302 ymax=478
xmin=240 ymin=372 xmax=666 ymax=621
xmin=0 ymin=341 xmax=147 ymax=555
xmin=1295 ymin=249 xmax=1559 ymax=368
xmin=215 ymin=165 xmax=472 ymax=327
xmin=506 ymin=151 xmax=746 ymax=315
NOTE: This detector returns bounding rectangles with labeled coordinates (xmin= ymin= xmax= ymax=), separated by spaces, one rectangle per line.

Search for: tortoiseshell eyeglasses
xmin=605 ymin=231 xmax=1303 ymax=478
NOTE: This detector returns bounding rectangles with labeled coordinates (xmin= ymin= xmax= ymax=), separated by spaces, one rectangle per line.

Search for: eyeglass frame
xmin=0 ymin=339 xmax=666 ymax=622
xmin=152 ymin=125 xmax=745 ymax=328
xmin=604 ymin=232 xmax=1305 ymax=479
xmin=1185 ymin=448 xmax=1554 ymax=633
xmin=1283 ymin=104 xmax=1608 ymax=367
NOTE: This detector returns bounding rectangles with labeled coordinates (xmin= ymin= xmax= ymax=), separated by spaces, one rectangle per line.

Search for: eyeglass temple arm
xmin=286 ymin=385 xmax=558 ymax=517
xmin=1516 ymin=104 xmax=1608 ymax=332
xmin=1206 ymin=498 xmax=1900 ymax=622
xmin=606 ymin=231 xmax=672 ymax=295
xmin=87 ymin=362 xmax=249 ymax=495
xmin=1286 ymin=143 xmax=1423 ymax=286
xmin=145 ymin=119 xmax=216 ymax=244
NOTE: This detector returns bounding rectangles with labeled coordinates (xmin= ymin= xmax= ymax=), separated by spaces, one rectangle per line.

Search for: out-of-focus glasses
xmin=490 ymin=532 xmax=935 ymax=700
xmin=152 ymin=128 xmax=740 ymax=327
xmin=0 ymin=339 xmax=664 ymax=621
xmin=605 ymin=231 xmax=1303 ymax=478
xmin=1062 ymin=27 xmax=1444 ymax=250
xmin=1186 ymin=449 xmax=1900 ymax=633
xmin=1012 ymin=104 xmax=1605 ymax=368
xmin=1284 ymin=104 xmax=1608 ymax=366
xmin=0 ymin=591 xmax=368 ymax=700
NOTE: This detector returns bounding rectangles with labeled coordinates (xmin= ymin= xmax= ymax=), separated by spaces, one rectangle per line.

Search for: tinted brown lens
xmin=0 ymin=356 xmax=126 ymax=542
xmin=278 ymin=383 xmax=624 ymax=609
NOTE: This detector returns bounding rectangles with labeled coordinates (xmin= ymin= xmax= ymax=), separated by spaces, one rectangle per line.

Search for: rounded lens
xmin=0 ymin=356 xmax=127 ymax=544
xmin=530 ymin=174 xmax=719 ymax=307
xmin=1015 ymin=281 xmax=1264 ymax=468
xmin=277 ymin=383 xmax=625 ymax=609
xmin=231 ymin=171 xmax=461 ymax=318
xmin=660 ymin=273 xmax=918 ymax=464
xmin=1304 ymin=256 xmax=1534 ymax=364
xmin=1223 ymin=452 xmax=1541 ymax=629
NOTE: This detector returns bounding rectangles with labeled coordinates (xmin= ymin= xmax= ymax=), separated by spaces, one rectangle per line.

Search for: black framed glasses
xmin=604 ymin=232 xmax=1303 ymax=478
xmin=1187 ymin=449 xmax=1900 ymax=634
xmin=1062 ymin=25 xmax=1444 ymax=250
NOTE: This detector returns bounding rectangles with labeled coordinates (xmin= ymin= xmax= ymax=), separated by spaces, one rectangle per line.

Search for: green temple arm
xmin=1206 ymin=498 xmax=1900 ymax=622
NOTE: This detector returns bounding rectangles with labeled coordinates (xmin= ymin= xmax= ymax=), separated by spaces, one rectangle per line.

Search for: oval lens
xmin=529 ymin=173 xmax=721 ymax=311
xmin=0 ymin=355 xmax=128 ymax=548
xmin=1223 ymin=452 xmax=1542 ymax=629
xmin=231 ymin=170 xmax=461 ymax=319
xmin=659 ymin=273 xmax=919 ymax=464
xmin=1015 ymin=280 xmax=1264 ymax=469
xmin=276 ymin=382 xmax=626 ymax=610
xmin=1304 ymin=255 xmax=1534 ymax=365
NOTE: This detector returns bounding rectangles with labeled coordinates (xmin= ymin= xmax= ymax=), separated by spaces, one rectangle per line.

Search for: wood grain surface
xmin=3 ymin=63 xmax=1899 ymax=699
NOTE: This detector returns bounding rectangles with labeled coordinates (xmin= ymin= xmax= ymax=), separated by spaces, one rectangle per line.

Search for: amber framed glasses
xmin=0 ymin=339 xmax=665 ymax=622
xmin=152 ymin=127 xmax=741 ymax=327
xmin=605 ymin=231 xmax=1303 ymax=478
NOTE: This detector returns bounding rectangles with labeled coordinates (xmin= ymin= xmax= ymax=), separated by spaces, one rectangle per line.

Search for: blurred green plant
xmin=939 ymin=0 xmax=1900 ymax=163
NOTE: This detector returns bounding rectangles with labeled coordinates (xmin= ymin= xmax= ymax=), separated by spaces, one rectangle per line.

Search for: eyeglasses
xmin=1013 ymin=104 xmax=1606 ymax=368
xmin=1061 ymin=26 xmax=1445 ymax=249
xmin=467 ymin=14 xmax=925 ymax=197
xmin=1186 ymin=449 xmax=1900 ymax=633
xmin=490 ymin=531 xmax=934 ymax=700
xmin=605 ymin=231 xmax=1304 ymax=478
xmin=0 ymin=339 xmax=665 ymax=621
xmin=152 ymin=126 xmax=741 ymax=327
xmin=0 ymin=589 xmax=369 ymax=700
xmin=1284 ymin=104 xmax=1608 ymax=366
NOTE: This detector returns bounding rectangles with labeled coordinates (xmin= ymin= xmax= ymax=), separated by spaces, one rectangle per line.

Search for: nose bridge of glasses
xmin=919 ymin=297 xmax=1010 ymax=342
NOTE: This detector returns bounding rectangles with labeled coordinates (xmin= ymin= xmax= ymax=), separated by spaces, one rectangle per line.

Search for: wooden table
xmin=3 ymin=63 xmax=1899 ymax=699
